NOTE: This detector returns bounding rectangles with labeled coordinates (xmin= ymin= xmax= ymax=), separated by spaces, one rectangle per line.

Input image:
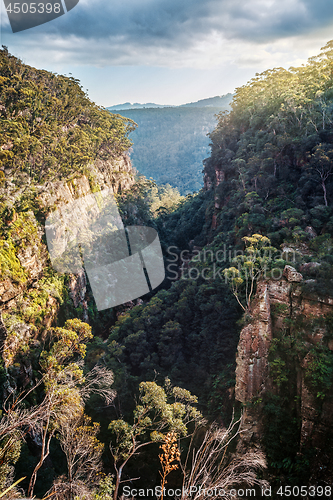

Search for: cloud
xmin=3 ymin=0 xmax=333 ymax=69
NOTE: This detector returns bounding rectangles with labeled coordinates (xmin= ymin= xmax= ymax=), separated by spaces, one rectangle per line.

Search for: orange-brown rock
xmin=283 ymin=265 xmax=303 ymax=282
xmin=235 ymin=282 xmax=272 ymax=405
xmin=235 ymin=272 xmax=333 ymax=455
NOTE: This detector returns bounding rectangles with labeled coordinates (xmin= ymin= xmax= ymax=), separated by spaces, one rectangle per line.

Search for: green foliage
xmin=108 ymin=379 xmax=201 ymax=499
xmin=109 ymin=380 xmax=201 ymax=448
xmin=93 ymin=474 xmax=115 ymax=500
xmin=262 ymin=393 xmax=302 ymax=481
xmin=147 ymin=183 xmax=184 ymax=217
xmin=224 ymin=234 xmax=278 ymax=312
xmin=41 ymin=318 xmax=93 ymax=374
xmin=204 ymin=41 xmax=333 ymax=252
xmin=270 ymin=303 xmax=289 ymax=318
xmin=116 ymin=175 xmax=183 ymax=227
xmin=0 ymin=238 xmax=27 ymax=284
xmin=304 ymin=348 xmax=333 ymax=398
xmin=269 ymin=357 xmax=289 ymax=387
xmin=156 ymin=189 xmax=212 ymax=250
xmin=0 ymin=48 xmax=135 ymax=186
xmin=262 ymin=311 xmax=333 ymax=483
xmin=104 ymin=278 xmax=239 ymax=418
xmin=0 ymin=434 xmax=21 ymax=491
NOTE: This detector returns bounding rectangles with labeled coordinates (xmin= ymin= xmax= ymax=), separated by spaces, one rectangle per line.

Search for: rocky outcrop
xmin=68 ymin=270 xmax=89 ymax=322
xmin=235 ymin=282 xmax=272 ymax=406
xmin=282 ymin=265 xmax=303 ymax=282
xmin=235 ymin=266 xmax=333 ymax=458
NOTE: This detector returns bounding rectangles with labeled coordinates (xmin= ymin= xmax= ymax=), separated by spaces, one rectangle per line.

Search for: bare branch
xmin=80 ymin=365 xmax=116 ymax=406
xmin=181 ymin=417 xmax=269 ymax=500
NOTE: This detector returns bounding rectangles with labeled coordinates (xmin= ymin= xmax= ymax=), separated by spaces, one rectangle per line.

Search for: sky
xmin=1 ymin=0 xmax=333 ymax=107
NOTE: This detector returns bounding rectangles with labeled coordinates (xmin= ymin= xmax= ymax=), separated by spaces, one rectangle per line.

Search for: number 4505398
xmin=5 ymin=3 xmax=61 ymax=14
xmin=277 ymin=485 xmax=331 ymax=497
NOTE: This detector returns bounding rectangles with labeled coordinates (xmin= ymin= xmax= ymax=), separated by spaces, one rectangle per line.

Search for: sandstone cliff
xmin=235 ymin=265 xmax=333 ymax=482
xmin=0 ymin=154 xmax=135 ymax=367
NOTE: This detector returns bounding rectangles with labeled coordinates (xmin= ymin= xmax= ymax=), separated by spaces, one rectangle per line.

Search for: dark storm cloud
xmin=3 ymin=0 xmax=333 ymax=65
xmin=34 ymin=0 xmax=333 ymax=40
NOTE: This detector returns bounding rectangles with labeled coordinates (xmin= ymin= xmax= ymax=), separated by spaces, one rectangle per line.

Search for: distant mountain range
xmin=179 ymin=94 xmax=233 ymax=108
xmin=107 ymin=102 xmax=166 ymax=110
xmin=107 ymin=94 xmax=233 ymax=111
xmin=107 ymin=94 xmax=233 ymax=194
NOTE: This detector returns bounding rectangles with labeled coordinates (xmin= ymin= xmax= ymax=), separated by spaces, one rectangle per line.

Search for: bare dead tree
xmin=0 ymin=361 xmax=115 ymax=498
xmin=80 ymin=365 xmax=116 ymax=406
xmin=42 ymin=366 xmax=116 ymax=500
xmin=48 ymin=476 xmax=92 ymax=500
xmin=0 ymin=378 xmax=45 ymax=439
xmin=181 ymin=417 xmax=269 ymax=500
xmin=27 ymin=371 xmax=84 ymax=498
xmin=27 ymin=365 xmax=115 ymax=498
xmin=47 ymin=412 xmax=104 ymax=500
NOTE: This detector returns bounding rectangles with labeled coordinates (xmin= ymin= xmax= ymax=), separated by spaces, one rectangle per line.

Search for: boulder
xmin=283 ymin=265 xmax=303 ymax=282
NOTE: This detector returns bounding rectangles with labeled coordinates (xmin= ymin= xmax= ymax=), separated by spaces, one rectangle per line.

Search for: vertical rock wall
xmin=235 ymin=268 xmax=333 ymax=459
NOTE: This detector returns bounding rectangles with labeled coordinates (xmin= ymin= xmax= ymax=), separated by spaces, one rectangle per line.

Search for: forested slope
xmin=103 ymin=41 xmax=333 ymax=489
xmin=0 ymin=47 xmax=139 ymax=498
xmin=199 ymin=40 xmax=333 ymax=487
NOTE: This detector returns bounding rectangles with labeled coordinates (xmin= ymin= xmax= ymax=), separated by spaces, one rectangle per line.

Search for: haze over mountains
xmin=107 ymin=94 xmax=233 ymax=193
xmin=107 ymin=94 xmax=233 ymax=111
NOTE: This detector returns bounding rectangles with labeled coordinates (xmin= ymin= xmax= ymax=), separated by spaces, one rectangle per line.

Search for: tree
xmin=108 ymin=380 xmax=202 ymax=500
xmin=308 ymin=144 xmax=333 ymax=206
xmin=26 ymin=320 xmax=115 ymax=498
xmin=27 ymin=319 xmax=93 ymax=497
xmin=50 ymin=411 xmax=104 ymax=500
xmin=0 ymin=47 xmax=136 ymax=186
xmin=181 ymin=418 xmax=269 ymax=499
xmin=0 ymin=358 xmax=115 ymax=498
xmin=224 ymin=234 xmax=275 ymax=314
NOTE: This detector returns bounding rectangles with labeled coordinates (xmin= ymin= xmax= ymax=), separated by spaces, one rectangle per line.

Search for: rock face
xmin=0 ymin=154 xmax=134 ymax=303
xmin=38 ymin=155 xmax=134 ymax=211
xmin=235 ymin=282 xmax=272 ymax=406
xmin=0 ymin=154 xmax=135 ymax=366
xmin=68 ymin=270 xmax=89 ymax=322
xmin=235 ymin=267 xmax=333 ymax=470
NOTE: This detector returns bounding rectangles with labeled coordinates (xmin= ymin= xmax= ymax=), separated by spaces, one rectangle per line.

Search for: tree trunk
xmin=28 ymin=419 xmax=53 ymax=498
xmin=113 ymin=466 xmax=123 ymax=500
xmin=322 ymin=179 xmax=328 ymax=206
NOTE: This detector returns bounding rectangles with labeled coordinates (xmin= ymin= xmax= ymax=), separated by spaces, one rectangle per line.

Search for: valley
xmin=1 ymin=42 xmax=333 ymax=498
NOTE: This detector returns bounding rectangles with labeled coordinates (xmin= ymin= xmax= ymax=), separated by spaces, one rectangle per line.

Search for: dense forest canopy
xmin=0 ymin=46 xmax=136 ymax=186
xmin=105 ymin=40 xmax=333 ymax=489
xmin=204 ymin=40 xmax=333 ymax=247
